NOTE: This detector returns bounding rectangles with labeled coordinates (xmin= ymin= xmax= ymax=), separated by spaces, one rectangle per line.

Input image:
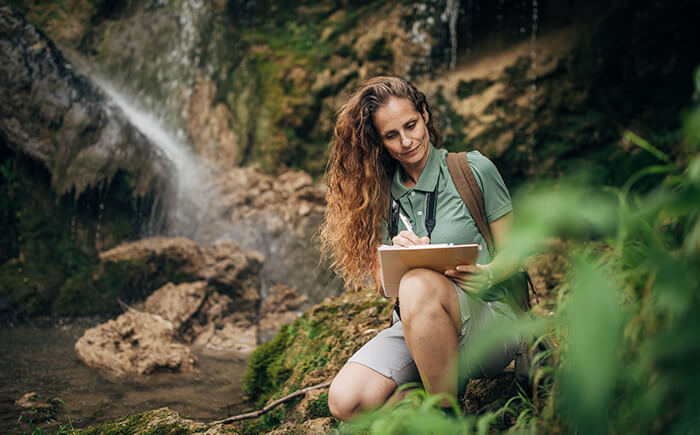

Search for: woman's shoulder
xmin=465 ymin=149 xmax=492 ymax=166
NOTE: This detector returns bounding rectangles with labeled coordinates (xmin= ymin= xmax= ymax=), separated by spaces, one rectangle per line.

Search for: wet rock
xmin=14 ymin=392 xmax=51 ymax=410
xmin=144 ymin=281 xmax=208 ymax=330
xmin=194 ymin=320 xmax=258 ymax=354
xmin=99 ymin=237 xmax=263 ymax=309
xmin=0 ymin=6 xmax=170 ymax=197
xmin=13 ymin=392 xmax=59 ymax=426
xmin=186 ymin=78 xmax=239 ymax=168
xmin=145 ymin=280 xmax=258 ymax=354
xmin=258 ymin=284 xmax=308 ymax=342
xmin=74 ymin=309 xmax=197 ymax=376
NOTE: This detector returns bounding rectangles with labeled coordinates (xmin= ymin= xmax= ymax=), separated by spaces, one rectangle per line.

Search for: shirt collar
xmin=390 ymin=144 xmax=440 ymax=199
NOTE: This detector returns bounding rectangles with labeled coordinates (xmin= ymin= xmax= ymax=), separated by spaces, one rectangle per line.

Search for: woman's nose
xmin=400 ymin=131 xmax=411 ymax=147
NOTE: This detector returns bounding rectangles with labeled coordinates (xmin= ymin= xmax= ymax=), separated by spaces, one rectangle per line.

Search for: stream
xmin=0 ymin=318 xmax=248 ymax=431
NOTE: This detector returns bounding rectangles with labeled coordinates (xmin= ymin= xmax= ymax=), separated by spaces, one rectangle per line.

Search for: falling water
xmin=96 ymin=80 xmax=219 ymax=242
xmin=444 ymin=0 xmax=460 ymax=70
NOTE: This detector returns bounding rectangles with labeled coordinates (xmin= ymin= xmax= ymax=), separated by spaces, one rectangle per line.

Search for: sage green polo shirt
xmin=383 ymin=145 xmax=513 ymax=300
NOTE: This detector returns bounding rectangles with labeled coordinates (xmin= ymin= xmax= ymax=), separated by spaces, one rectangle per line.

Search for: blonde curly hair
xmin=320 ymin=76 xmax=441 ymax=289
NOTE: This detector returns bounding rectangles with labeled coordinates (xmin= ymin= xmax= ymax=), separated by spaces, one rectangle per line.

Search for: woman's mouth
xmin=402 ymin=146 xmax=419 ymax=156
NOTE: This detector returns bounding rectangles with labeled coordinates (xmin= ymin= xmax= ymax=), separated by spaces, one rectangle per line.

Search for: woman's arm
xmin=444 ymin=212 xmax=520 ymax=294
xmin=373 ymin=230 xmax=430 ymax=297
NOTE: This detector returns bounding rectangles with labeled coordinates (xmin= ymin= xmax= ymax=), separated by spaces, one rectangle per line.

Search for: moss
xmin=81 ymin=409 xmax=193 ymax=435
xmin=306 ymin=393 xmax=331 ymax=419
xmin=242 ymin=407 xmax=286 ymax=435
xmin=0 ymin=151 xmax=149 ymax=318
xmin=457 ymin=78 xmax=494 ymax=99
xmin=242 ymin=324 xmax=294 ymax=406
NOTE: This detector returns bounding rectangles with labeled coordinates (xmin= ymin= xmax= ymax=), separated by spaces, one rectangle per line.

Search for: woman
xmin=320 ymin=76 xmax=520 ymax=420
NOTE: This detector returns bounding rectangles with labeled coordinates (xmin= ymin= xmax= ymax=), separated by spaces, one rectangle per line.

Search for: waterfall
xmin=96 ymin=79 xmax=219 ymax=242
xmin=444 ymin=0 xmax=460 ymax=70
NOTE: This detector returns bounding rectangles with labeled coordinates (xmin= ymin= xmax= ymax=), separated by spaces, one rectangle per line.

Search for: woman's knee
xmin=328 ymin=363 xmax=396 ymax=420
xmin=398 ymin=268 xmax=456 ymax=318
xmin=328 ymin=374 xmax=359 ymax=421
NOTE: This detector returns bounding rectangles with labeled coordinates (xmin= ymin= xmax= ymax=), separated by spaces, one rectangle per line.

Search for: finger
xmin=455 ymin=264 xmax=479 ymax=272
xmin=456 ymin=282 xmax=478 ymax=294
xmin=398 ymin=230 xmax=422 ymax=245
xmin=392 ymin=235 xmax=412 ymax=247
xmin=445 ymin=270 xmax=475 ymax=279
xmin=419 ymin=236 xmax=430 ymax=245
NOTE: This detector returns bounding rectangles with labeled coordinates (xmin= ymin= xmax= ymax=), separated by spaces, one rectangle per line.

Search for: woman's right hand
xmin=392 ymin=230 xmax=430 ymax=247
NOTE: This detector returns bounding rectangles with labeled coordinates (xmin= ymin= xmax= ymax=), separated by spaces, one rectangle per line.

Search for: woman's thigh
xmin=456 ymin=290 xmax=519 ymax=380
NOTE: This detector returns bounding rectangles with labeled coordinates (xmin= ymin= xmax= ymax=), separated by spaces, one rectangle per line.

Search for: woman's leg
xmin=328 ymin=362 xmax=397 ymax=421
xmin=398 ymin=268 xmax=462 ymax=398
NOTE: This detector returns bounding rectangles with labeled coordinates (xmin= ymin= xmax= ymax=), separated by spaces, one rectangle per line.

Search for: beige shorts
xmin=347 ymin=282 xmax=518 ymax=392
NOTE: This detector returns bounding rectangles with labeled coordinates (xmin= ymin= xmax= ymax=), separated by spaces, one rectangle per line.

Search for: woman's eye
xmin=385 ymin=133 xmax=395 ymax=139
xmin=407 ymin=122 xmax=416 ymax=130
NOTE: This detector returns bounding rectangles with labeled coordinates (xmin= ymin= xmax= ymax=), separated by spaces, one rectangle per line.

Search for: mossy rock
xmin=0 ymin=150 xmax=148 ymax=318
xmin=80 ymin=407 xmax=214 ymax=435
xmin=236 ymin=288 xmax=392 ymax=432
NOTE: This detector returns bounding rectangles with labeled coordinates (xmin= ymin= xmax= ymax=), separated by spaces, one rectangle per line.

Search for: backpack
xmin=445 ymin=151 xmax=554 ymax=396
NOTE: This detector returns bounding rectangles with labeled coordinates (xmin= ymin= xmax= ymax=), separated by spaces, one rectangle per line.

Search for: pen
xmin=399 ymin=213 xmax=413 ymax=233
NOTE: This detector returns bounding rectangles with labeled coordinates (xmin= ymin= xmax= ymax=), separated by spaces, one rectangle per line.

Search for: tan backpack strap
xmin=445 ymin=152 xmax=495 ymax=255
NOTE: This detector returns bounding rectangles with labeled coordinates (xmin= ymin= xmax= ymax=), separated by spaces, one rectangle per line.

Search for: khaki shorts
xmin=347 ymin=282 xmax=519 ymax=392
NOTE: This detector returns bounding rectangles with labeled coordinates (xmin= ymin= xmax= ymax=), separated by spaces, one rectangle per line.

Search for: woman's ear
xmin=421 ymin=103 xmax=429 ymax=124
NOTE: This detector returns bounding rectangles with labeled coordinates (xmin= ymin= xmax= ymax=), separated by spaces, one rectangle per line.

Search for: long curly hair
xmin=320 ymin=76 xmax=442 ymax=289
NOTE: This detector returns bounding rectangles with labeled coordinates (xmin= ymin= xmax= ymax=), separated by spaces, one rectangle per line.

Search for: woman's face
xmin=373 ymin=96 xmax=430 ymax=172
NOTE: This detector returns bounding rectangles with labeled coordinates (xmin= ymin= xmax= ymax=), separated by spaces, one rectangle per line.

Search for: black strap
xmin=425 ymin=178 xmax=438 ymax=238
xmin=389 ymin=198 xmax=400 ymax=240
xmin=388 ymin=174 xmax=440 ymax=239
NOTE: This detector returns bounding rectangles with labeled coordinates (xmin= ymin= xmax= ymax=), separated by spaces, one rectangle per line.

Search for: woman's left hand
xmin=444 ymin=264 xmax=491 ymax=295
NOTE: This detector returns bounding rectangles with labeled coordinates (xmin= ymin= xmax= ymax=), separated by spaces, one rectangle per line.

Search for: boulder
xmin=99 ymin=237 xmax=263 ymax=310
xmin=144 ymin=281 xmax=208 ymax=330
xmin=74 ymin=309 xmax=197 ymax=376
xmin=145 ymin=281 xmax=258 ymax=354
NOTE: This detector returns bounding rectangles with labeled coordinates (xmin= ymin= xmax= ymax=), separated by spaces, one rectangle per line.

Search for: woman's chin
xmin=399 ymin=147 xmax=427 ymax=166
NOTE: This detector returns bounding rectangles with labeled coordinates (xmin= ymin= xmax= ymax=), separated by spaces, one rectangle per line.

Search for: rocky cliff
xmin=12 ymin=0 xmax=698 ymax=185
xmin=0 ymin=6 xmax=173 ymax=317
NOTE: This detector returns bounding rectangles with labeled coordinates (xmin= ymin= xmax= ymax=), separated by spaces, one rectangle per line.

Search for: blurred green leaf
xmin=559 ymin=255 xmax=625 ymax=434
xmin=624 ymin=131 xmax=673 ymax=163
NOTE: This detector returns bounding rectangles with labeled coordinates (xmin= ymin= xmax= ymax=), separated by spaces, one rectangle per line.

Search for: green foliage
xmin=340 ymin=389 xmax=482 ymax=435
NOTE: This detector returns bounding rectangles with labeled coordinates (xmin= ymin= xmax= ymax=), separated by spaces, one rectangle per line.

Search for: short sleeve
xmin=466 ymin=151 xmax=513 ymax=222
xmin=380 ymin=219 xmax=392 ymax=245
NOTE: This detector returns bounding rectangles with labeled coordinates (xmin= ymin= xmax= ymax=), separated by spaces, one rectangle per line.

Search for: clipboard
xmin=377 ymin=244 xmax=482 ymax=297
